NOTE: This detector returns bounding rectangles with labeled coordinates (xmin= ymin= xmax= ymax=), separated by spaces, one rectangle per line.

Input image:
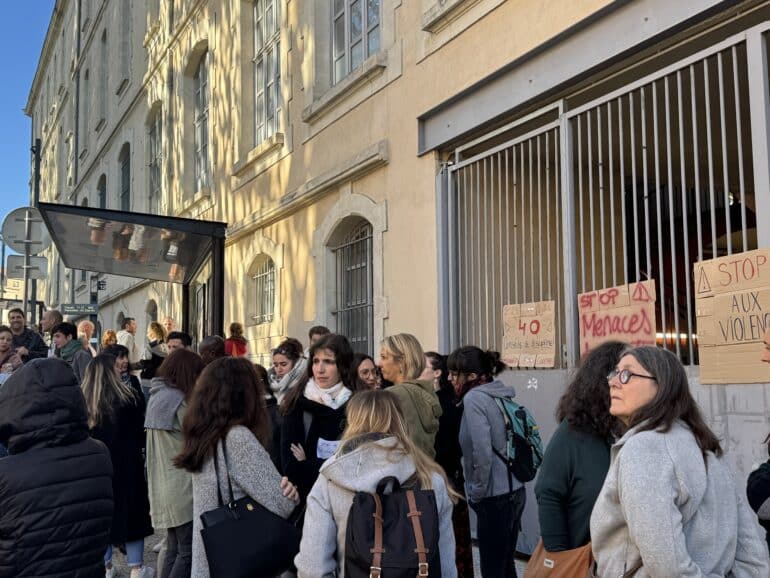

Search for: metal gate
xmin=445 ymin=25 xmax=767 ymax=369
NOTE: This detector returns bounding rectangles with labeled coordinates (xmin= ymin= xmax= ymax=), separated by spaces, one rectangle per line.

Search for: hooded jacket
xmin=388 ymin=379 xmax=442 ymax=458
xmin=0 ymin=358 xmax=113 ymax=578
xmin=591 ymin=420 xmax=770 ymax=577
xmin=458 ymin=380 xmax=524 ymax=503
xmin=295 ymin=435 xmax=457 ymax=578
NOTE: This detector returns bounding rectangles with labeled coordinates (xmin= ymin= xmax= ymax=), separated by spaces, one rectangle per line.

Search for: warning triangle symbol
xmin=631 ymin=282 xmax=652 ymax=302
xmin=696 ymin=266 xmax=712 ymax=294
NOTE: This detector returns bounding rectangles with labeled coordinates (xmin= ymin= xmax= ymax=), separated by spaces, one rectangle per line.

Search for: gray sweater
xmin=294 ymin=436 xmax=457 ymax=578
xmin=191 ymin=425 xmax=297 ymax=578
xmin=459 ymin=381 xmax=523 ymax=503
xmin=590 ymin=420 xmax=770 ymax=577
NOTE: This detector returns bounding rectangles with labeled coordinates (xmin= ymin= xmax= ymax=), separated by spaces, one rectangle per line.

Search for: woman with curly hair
xmin=534 ymin=340 xmax=625 ymax=554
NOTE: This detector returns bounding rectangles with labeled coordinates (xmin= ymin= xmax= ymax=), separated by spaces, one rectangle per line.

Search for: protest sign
xmin=501 ymin=300 xmax=556 ymax=368
xmin=694 ymin=248 xmax=770 ymax=384
xmin=578 ymin=280 xmax=657 ymax=355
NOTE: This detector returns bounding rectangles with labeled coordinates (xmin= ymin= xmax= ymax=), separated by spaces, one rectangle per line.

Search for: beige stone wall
xmin=27 ymin=0 xmax=612 ymax=358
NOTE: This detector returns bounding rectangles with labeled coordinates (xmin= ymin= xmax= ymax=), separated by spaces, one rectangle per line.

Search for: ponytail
xmin=447 ymin=345 xmax=508 ymax=379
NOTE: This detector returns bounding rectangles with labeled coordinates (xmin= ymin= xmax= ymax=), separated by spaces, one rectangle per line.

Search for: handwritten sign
xmin=578 ymin=280 xmax=657 ymax=355
xmin=501 ymin=301 xmax=556 ymax=368
xmin=694 ymin=248 xmax=770 ymax=384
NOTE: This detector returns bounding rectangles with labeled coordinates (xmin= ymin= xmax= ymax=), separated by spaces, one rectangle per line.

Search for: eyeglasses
xmin=607 ymin=368 xmax=657 ymax=385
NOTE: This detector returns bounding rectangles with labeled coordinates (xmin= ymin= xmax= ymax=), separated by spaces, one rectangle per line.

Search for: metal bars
xmin=449 ymin=124 xmax=565 ymax=366
xmin=333 ymin=220 xmax=374 ymax=355
xmin=251 ymin=257 xmax=275 ymax=325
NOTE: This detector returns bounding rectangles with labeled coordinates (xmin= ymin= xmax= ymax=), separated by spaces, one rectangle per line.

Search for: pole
xmin=0 ymin=235 xmax=5 ymax=301
xmin=30 ymin=138 xmax=41 ymax=325
xmin=21 ymin=209 xmax=32 ymax=322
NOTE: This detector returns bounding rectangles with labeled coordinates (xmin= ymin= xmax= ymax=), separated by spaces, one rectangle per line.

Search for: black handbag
xmin=200 ymin=439 xmax=301 ymax=578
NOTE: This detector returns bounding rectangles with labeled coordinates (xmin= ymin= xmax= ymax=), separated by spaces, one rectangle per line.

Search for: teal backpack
xmin=490 ymin=396 xmax=544 ymax=483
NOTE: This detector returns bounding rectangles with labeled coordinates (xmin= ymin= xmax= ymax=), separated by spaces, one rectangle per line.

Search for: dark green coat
xmin=535 ymin=419 xmax=611 ymax=551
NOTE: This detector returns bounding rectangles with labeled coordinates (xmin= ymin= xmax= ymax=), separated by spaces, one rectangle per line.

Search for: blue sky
xmin=0 ymin=2 xmax=56 ymax=237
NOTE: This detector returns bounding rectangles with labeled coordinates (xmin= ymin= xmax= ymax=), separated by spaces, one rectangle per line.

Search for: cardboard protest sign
xmin=501 ymin=300 xmax=556 ymax=368
xmin=578 ymin=280 xmax=657 ymax=356
xmin=694 ymin=248 xmax=770 ymax=384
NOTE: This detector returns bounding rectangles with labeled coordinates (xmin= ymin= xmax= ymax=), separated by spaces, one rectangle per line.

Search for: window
xmin=193 ymin=52 xmax=210 ymax=192
xmin=168 ymin=0 xmax=175 ymax=34
xmin=118 ymin=0 xmax=132 ymax=88
xmin=119 ymin=144 xmax=131 ymax=211
xmin=332 ymin=0 xmax=380 ymax=84
xmin=254 ymin=0 xmax=282 ymax=145
xmin=81 ymin=69 xmax=90 ymax=149
xmin=148 ymin=107 xmax=162 ymax=214
xmin=251 ymin=255 xmax=275 ymax=324
xmin=332 ymin=219 xmax=373 ymax=354
xmin=97 ymin=174 xmax=107 ymax=208
xmin=98 ymin=31 xmax=107 ymax=123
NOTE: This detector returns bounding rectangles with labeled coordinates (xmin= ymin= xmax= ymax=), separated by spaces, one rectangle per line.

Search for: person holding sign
xmin=591 ymin=346 xmax=769 ymax=577
xmin=279 ymin=334 xmax=357 ymax=501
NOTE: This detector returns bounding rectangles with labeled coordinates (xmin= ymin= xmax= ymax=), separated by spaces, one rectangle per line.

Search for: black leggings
xmin=159 ymin=521 xmax=193 ymax=578
xmin=472 ymin=487 xmax=526 ymax=578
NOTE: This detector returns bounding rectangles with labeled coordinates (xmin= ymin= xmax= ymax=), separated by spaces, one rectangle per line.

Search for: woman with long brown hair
xmin=175 ymin=357 xmax=299 ymax=578
xmin=145 ymin=349 xmax=205 ymax=578
xmin=81 ymin=354 xmax=154 ymax=578
xmin=295 ymin=389 xmax=458 ymax=577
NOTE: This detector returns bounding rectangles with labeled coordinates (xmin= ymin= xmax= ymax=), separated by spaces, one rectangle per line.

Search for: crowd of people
xmin=0 ymin=306 xmax=769 ymax=577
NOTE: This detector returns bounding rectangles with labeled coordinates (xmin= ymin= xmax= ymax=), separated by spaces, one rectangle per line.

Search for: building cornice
xmin=25 ymin=0 xmax=68 ymax=115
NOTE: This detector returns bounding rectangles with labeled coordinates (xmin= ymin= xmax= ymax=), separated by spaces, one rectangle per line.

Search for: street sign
xmin=6 ymin=255 xmax=48 ymax=280
xmin=61 ymin=303 xmax=99 ymax=316
xmin=1 ymin=207 xmax=51 ymax=255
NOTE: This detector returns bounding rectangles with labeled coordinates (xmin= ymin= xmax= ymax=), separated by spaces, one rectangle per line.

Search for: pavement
xmin=109 ymin=532 xmax=529 ymax=577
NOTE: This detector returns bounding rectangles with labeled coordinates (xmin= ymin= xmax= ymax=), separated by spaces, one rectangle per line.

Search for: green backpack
xmin=490 ymin=396 xmax=544 ymax=483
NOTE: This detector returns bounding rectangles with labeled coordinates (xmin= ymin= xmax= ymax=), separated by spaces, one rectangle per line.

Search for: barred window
xmin=251 ymin=256 xmax=275 ymax=325
xmin=119 ymin=143 xmax=130 ymax=212
xmin=148 ymin=108 xmax=162 ymax=214
xmin=332 ymin=219 xmax=373 ymax=354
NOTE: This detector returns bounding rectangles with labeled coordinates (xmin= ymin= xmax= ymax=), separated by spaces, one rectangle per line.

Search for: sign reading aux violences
xmin=695 ymin=248 xmax=770 ymax=384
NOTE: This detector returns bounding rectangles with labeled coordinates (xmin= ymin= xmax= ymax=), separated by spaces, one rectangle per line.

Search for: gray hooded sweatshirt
xmin=295 ymin=435 xmax=457 ymax=578
xmin=459 ymin=380 xmax=524 ymax=503
xmin=590 ymin=420 xmax=770 ymax=577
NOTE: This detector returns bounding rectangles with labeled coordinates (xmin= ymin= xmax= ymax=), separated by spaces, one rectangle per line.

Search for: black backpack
xmin=345 ymin=477 xmax=441 ymax=578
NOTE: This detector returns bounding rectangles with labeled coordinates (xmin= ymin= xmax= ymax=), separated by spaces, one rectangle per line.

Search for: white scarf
xmin=303 ymin=378 xmax=352 ymax=409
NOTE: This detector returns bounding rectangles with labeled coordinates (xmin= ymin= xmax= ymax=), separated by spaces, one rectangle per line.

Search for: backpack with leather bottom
xmin=344 ymin=476 xmax=441 ymax=577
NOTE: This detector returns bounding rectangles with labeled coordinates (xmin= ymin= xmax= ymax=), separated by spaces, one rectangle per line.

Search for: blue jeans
xmin=105 ymin=539 xmax=145 ymax=567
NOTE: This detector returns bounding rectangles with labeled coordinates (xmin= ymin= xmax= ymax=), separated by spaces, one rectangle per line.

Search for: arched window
xmin=193 ymin=51 xmax=210 ymax=192
xmin=250 ymin=254 xmax=275 ymax=325
xmin=330 ymin=219 xmax=373 ymax=354
xmin=119 ymin=143 xmax=131 ymax=211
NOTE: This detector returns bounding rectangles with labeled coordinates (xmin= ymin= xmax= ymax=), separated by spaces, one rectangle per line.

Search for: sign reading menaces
xmin=578 ymin=280 xmax=657 ymax=356
xmin=694 ymin=248 xmax=770 ymax=384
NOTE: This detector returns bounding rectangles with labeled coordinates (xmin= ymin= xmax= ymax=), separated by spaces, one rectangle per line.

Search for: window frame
xmin=148 ymin=108 xmax=163 ymax=214
xmin=119 ymin=145 xmax=131 ymax=212
xmin=193 ymin=51 xmax=210 ymax=193
xmin=332 ymin=0 xmax=381 ymax=85
xmin=253 ymin=0 xmax=282 ymax=146
xmin=251 ymin=255 xmax=276 ymax=325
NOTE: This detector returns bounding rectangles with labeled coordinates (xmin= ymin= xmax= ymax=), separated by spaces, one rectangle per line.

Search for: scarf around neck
xmin=304 ymin=377 xmax=352 ymax=409
xmin=58 ymin=339 xmax=83 ymax=363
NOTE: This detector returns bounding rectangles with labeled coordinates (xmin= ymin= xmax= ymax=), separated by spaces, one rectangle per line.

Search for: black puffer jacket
xmin=0 ymin=358 xmax=113 ymax=578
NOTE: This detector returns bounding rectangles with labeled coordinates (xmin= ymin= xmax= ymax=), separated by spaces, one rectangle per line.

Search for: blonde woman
xmin=81 ymin=354 xmax=154 ymax=578
xmin=102 ymin=329 xmax=118 ymax=348
xmin=77 ymin=319 xmax=97 ymax=356
xmin=141 ymin=321 xmax=167 ymax=380
xmin=295 ymin=390 xmax=458 ymax=578
xmin=377 ymin=333 xmax=442 ymax=457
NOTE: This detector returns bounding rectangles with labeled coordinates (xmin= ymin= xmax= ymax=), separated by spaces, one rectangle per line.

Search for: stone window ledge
xmin=422 ymin=0 xmax=481 ymax=32
xmin=232 ymin=133 xmax=285 ymax=177
xmin=178 ymin=189 xmax=212 ymax=216
xmin=302 ymin=51 xmax=388 ymax=124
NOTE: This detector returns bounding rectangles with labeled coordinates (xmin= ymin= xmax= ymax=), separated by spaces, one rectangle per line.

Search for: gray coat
xmin=590 ymin=420 xmax=770 ymax=577
xmin=459 ymin=380 xmax=523 ymax=503
xmin=294 ymin=436 xmax=457 ymax=578
xmin=191 ymin=425 xmax=297 ymax=578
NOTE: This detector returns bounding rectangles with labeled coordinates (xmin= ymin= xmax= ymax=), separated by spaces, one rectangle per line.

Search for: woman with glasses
xmin=534 ymin=341 xmax=624 ymax=561
xmin=351 ymin=352 xmax=378 ymax=390
xmin=590 ymin=346 xmax=769 ymax=577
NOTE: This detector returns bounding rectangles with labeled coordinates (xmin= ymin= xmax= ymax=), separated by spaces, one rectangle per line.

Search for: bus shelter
xmin=38 ymin=202 xmax=227 ymax=337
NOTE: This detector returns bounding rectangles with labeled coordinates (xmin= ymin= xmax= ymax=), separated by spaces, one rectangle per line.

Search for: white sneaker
xmin=152 ymin=537 xmax=165 ymax=553
xmin=105 ymin=567 xmax=114 ymax=578
xmin=129 ymin=566 xmax=155 ymax=578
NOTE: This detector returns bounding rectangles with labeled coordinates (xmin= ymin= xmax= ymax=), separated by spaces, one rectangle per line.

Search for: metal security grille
xmin=194 ymin=52 xmax=210 ymax=193
xmin=333 ymin=220 xmax=374 ymax=355
xmin=252 ymin=257 xmax=275 ymax=325
xmin=148 ymin=109 xmax=162 ymax=214
xmin=567 ymin=37 xmax=756 ymax=364
xmin=448 ymin=120 xmax=566 ymax=366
